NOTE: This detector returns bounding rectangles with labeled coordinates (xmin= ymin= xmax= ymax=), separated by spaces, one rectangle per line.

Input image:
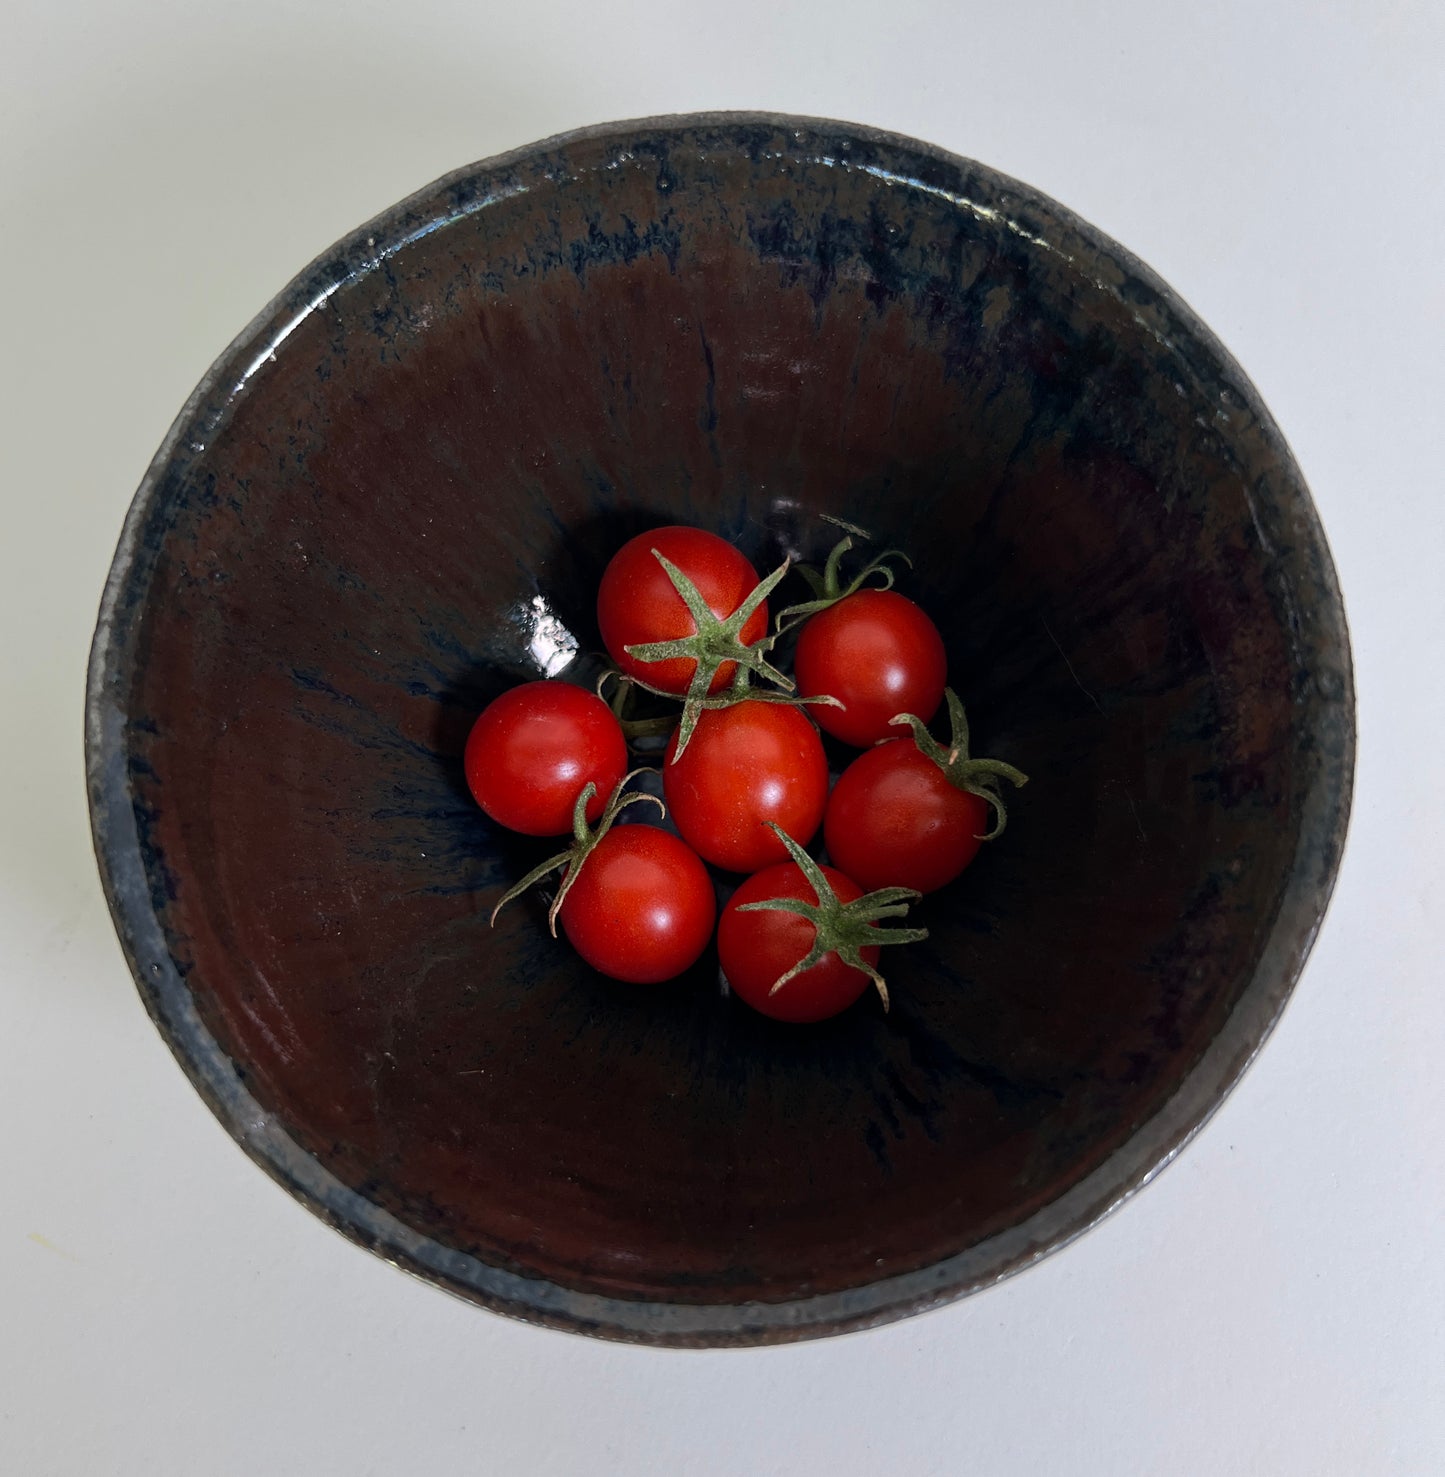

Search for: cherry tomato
xmin=825 ymin=738 xmax=990 ymax=894
xmin=558 ymin=825 xmax=716 ymax=983
xmin=597 ymin=526 xmax=768 ymax=695
xmin=464 ymin=681 xmax=627 ymax=836
xmin=717 ymin=861 xmax=880 ymax=1023
xmin=793 ymin=588 xmax=947 ymax=747
xmin=662 ymin=701 xmax=828 ymax=872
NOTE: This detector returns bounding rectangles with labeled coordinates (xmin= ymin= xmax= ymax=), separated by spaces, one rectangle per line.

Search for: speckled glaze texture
xmin=87 ymin=114 xmax=1354 ymax=1345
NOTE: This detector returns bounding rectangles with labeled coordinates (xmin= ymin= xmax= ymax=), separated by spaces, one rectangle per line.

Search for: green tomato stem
xmin=621 ymin=548 xmax=796 ymax=758
xmin=489 ymin=770 xmax=664 ymax=936
xmin=772 ymin=522 xmax=913 ymax=634
xmin=889 ymin=688 xmax=1029 ymax=841
xmin=735 ymin=823 xmax=927 ymax=1012
xmin=596 ymin=669 xmax=682 ymax=744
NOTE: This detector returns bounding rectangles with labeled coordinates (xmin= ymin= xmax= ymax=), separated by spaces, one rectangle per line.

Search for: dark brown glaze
xmin=88 ymin=116 xmax=1353 ymax=1341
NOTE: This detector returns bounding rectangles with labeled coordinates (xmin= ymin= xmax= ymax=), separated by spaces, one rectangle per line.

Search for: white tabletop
xmin=4 ymin=2 xmax=1442 ymax=1472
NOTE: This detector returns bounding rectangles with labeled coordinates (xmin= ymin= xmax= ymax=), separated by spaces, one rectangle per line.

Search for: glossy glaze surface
xmin=87 ymin=114 xmax=1354 ymax=1344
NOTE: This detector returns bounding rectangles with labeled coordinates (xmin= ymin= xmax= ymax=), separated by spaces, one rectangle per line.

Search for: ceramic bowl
xmin=87 ymin=114 xmax=1354 ymax=1344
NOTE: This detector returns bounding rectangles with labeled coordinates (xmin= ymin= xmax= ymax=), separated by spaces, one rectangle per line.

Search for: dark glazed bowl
xmin=87 ymin=114 xmax=1354 ymax=1345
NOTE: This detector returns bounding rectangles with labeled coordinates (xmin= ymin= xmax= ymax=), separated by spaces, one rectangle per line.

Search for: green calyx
xmin=622 ymin=549 xmax=797 ymax=759
xmin=890 ymin=688 xmax=1029 ymax=841
xmin=597 ymin=669 xmax=683 ymax=744
xmin=774 ymin=515 xmax=912 ymax=633
xmin=736 ymin=823 xmax=928 ymax=1012
xmin=489 ymin=770 xmax=663 ymax=936
xmin=601 ymin=663 xmax=845 ymax=764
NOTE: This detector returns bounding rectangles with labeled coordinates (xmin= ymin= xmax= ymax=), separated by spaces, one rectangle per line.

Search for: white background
xmin=4 ymin=2 xmax=1442 ymax=1472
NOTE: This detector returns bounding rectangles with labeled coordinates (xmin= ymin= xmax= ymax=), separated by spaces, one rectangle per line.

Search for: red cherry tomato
xmin=825 ymin=739 xmax=989 ymax=894
xmin=558 ymin=826 xmax=716 ymax=983
xmin=793 ymin=588 xmax=947 ymax=747
xmin=662 ymin=701 xmax=828 ymax=872
xmin=597 ymin=526 xmax=768 ymax=695
xmin=717 ymin=861 xmax=880 ymax=1023
xmin=464 ymin=681 xmax=627 ymax=836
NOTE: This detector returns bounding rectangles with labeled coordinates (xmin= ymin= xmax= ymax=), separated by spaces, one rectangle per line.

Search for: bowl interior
xmin=92 ymin=117 xmax=1352 ymax=1340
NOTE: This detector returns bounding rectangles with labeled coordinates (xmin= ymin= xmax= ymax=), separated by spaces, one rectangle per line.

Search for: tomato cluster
xmin=462 ymin=522 xmax=1027 ymax=1023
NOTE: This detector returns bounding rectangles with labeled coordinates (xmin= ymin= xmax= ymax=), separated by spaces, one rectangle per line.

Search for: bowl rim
xmin=85 ymin=110 xmax=1356 ymax=1346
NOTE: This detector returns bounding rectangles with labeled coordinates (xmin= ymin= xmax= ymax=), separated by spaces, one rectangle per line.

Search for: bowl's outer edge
xmin=85 ymin=111 xmax=1357 ymax=1346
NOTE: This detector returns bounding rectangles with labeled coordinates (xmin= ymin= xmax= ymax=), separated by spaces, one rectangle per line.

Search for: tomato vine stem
xmin=774 ymin=518 xmax=912 ymax=634
xmin=889 ymin=688 xmax=1029 ymax=840
xmin=489 ymin=770 xmax=663 ymax=936
xmin=735 ymin=823 xmax=928 ymax=1011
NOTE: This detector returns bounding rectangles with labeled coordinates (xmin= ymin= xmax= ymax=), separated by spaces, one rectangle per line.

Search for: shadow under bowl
xmin=86 ymin=114 xmax=1354 ymax=1345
